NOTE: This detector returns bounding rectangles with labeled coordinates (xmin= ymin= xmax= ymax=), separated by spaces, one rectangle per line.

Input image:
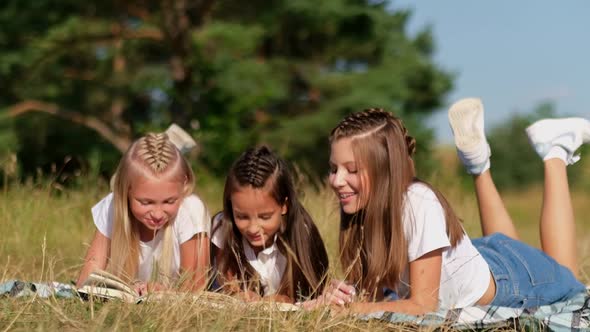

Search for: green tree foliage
xmin=482 ymin=102 xmax=588 ymax=190
xmin=0 ymin=0 xmax=452 ymax=180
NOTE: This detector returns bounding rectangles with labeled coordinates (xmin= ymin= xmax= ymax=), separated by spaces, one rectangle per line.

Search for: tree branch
xmin=5 ymin=100 xmax=132 ymax=153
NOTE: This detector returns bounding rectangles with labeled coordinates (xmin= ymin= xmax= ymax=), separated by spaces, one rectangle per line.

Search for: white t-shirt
xmin=211 ymin=214 xmax=287 ymax=296
xmin=396 ymin=183 xmax=490 ymax=309
xmin=91 ymin=193 xmax=211 ymax=281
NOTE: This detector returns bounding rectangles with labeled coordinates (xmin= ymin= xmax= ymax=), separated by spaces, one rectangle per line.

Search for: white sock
xmin=459 ymin=141 xmax=491 ymax=175
xmin=543 ymin=146 xmax=568 ymax=164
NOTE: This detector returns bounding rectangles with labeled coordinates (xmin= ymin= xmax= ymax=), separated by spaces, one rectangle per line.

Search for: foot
xmin=526 ymin=117 xmax=590 ymax=165
xmin=448 ymin=97 xmax=491 ymax=174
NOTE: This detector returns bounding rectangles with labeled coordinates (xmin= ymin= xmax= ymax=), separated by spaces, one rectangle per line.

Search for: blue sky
xmin=391 ymin=1 xmax=590 ymax=144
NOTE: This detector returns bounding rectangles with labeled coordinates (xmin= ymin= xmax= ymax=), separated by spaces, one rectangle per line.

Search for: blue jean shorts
xmin=472 ymin=233 xmax=585 ymax=308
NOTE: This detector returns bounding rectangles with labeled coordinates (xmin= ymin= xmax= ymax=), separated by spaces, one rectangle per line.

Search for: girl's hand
xmin=297 ymin=298 xmax=331 ymax=310
xmin=134 ymin=281 xmax=166 ymax=296
xmin=134 ymin=282 xmax=149 ymax=296
xmin=237 ymin=290 xmax=262 ymax=302
xmin=321 ymin=279 xmax=356 ymax=306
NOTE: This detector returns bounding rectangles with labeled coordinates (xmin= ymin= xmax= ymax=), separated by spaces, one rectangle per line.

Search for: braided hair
xmin=137 ymin=133 xmax=177 ymax=173
xmin=214 ymin=146 xmax=329 ymax=301
xmin=108 ymin=132 xmax=195 ymax=282
xmin=329 ymin=108 xmax=463 ymax=295
xmin=330 ymin=108 xmax=417 ymax=157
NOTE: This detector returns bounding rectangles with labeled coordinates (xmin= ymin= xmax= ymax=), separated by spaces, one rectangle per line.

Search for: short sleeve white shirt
xmin=91 ymin=193 xmax=211 ymax=281
xmin=397 ymin=183 xmax=490 ymax=309
xmin=211 ymin=214 xmax=286 ymax=296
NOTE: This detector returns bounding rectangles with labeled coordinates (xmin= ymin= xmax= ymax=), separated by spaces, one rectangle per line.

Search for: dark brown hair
xmin=213 ymin=146 xmax=329 ymax=300
xmin=330 ymin=108 xmax=464 ymax=295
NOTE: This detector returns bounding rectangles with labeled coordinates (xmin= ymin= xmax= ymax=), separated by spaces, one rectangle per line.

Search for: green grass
xmin=1 ymin=155 xmax=589 ymax=331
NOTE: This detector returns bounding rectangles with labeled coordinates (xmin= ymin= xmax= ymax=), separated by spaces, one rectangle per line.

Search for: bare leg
xmin=473 ymin=170 xmax=519 ymax=239
xmin=525 ymin=116 xmax=589 ymax=277
xmin=540 ymin=159 xmax=578 ymax=277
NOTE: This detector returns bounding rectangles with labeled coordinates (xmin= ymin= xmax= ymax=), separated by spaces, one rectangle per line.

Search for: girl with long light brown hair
xmin=324 ymin=102 xmax=586 ymax=314
xmin=76 ymin=132 xmax=210 ymax=294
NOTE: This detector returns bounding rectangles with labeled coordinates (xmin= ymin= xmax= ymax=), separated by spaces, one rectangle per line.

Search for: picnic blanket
xmin=363 ymin=289 xmax=590 ymax=331
xmin=2 ymin=280 xmax=589 ymax=330
xmin=0 ymin=280 xmax=75 ymax=299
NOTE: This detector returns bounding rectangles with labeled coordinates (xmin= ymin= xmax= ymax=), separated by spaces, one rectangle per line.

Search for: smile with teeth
xmin=339 ymin=192 xmax=356 ymax=199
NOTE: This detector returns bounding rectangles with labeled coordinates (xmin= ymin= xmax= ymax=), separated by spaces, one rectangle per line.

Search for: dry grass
xmin=1 ymin=149 xmax=589 ymax=331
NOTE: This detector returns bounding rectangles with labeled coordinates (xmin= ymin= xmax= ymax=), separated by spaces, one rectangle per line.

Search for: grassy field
xmin=1 ymin=150 xmax=589 ymax=331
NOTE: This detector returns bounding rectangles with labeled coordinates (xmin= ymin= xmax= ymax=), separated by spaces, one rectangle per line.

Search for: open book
xmin=77 ymin=270 xmax=301 ymax=311
xmin=77 ymin=269 xmax=143 ymax=303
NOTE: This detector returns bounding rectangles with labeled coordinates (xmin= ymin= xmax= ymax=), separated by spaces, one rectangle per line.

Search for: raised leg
xmin=540 ymin=159 xmax=578 ymax=277
xmin=473 ymin=171 xmax=519 ymax=239
xmin=448 ymin=98 xmax=519 ymax=239
xmin=526 ymin=117 xmax=590 ymax=277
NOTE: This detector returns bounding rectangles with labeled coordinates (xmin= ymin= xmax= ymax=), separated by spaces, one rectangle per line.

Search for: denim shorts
xmin=472 ymin=233 xmax=586 ymax=308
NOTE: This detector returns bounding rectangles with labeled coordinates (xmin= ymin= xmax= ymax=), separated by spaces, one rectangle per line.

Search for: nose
xmin=247 ymin=221 xmax=261 ymax=234
xmin=330 ymin=169 xmax=346 ymax=188
xmin=150 ymin=206 xmax=165 ymax=220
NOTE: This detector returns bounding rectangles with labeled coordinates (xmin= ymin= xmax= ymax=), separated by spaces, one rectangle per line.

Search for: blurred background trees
xmin=0 ymin=0 xmax=452 ymax=183
xmin=1 ymin=0 xmax=586 ymax=189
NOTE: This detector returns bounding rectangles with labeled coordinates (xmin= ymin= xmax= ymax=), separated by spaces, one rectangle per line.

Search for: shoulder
xmin=174 ymin=194 xmax=211 ymax=240
xmin=181 ymin=194 xmax=207 ymax=211
xmin=406 ymin=182 xmax=439 ymax=202
xmin=92 ymin=192 xmax=114 ymax=212
xmin=178 ymin=194 xmax=210 ymax=222
xmin=402 ymin=182 xmax=447 ymax=232
xmin=91 ymin=193 xmax=115 ymax=238
xmin=404 ymin=182 xmax=442 ymax=212
xmin=403 ymin=183 xmax=451 ymax=260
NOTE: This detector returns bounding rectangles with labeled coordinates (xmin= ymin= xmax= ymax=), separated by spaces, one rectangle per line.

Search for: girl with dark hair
xmin=323 ymin=101 xmax=587 ymax=314
xmin=211 ymin=145 xmax=329 ymax=303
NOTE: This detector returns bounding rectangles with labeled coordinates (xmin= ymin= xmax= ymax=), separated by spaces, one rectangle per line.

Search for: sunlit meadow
xmin=1 ymin=148 xmax=589 ymax=331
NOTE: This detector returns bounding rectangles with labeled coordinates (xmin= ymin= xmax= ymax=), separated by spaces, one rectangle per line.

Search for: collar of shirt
xmin=242 ymin=236 xmax=286 ymax=296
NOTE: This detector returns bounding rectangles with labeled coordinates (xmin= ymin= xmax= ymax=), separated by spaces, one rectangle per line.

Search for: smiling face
xmin=128 ymin=175 xmax=185 ymax=241
xmin=231 ymin=185 xmax=287 ymax=253
xmin=329 ymin=137 xmax=369 ymax=214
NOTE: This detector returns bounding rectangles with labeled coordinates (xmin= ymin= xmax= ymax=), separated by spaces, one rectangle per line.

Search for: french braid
xmin=232 ymin=146 xmax=279 ymax=188
xmin=330 ymin=108 xmax=416 ymax=157
xmin=136 ymin=133 xmax=177 ymax=173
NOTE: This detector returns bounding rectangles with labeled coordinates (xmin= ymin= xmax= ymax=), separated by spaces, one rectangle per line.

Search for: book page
xmin=80 ymin=269 xmax=138 ymax=298
xmin=77 ymin=285 xmax=139 ymax=303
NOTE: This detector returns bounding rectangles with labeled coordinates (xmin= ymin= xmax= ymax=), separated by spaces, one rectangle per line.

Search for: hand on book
xmin=133 ymin=281 xmax=166 ymax=296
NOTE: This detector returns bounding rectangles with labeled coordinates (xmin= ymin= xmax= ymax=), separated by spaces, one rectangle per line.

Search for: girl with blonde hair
xmin=324 ymin=102 xmax=587 ymax=314
xmin=77 ymin=132 xmax=210 ymax=294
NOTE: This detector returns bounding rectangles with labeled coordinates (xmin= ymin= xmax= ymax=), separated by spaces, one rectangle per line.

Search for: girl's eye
xmin=164 ymin=199 xmax=177 ymax=204
xmin=139 ymin=201 xmax=151 ymax=206
xmin=329 ymin=166 xmax=337 ymax=174
xmin=348 ymin=169 xmax=358 ymax=174
xmin=259 ymin=214 xmax=272 ymax=220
